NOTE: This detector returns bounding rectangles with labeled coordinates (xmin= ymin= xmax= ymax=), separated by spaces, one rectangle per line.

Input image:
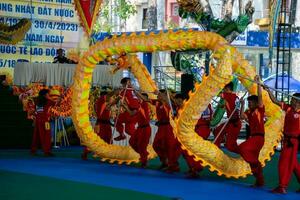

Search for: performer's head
xmin=291 ymin=93 xmax=300 ymax=109
xmin=157 ymin=89 xmax=166 ymax=102
xmin=141 ymin=93 xmax=149 ymax=101
xmin=39 ymin=89 xmax=50 ymax=99
xmin=0 ymin=75 xmax=7 ymax=86
xmin=100 ymin=91 xmax=108 ymax=96
xmin=0 ymin=75 xmax=6 ymax=83
xmin=223 ymin=82 xmax=234 ymax=92
xmin=37 ymin=89 xmax=50 ymax=107
xmin=175 ymin=93 xmax=184 ymax=107
xmin=120 ymin=77 xmax=131 ymax=88
xmin=247 ymin=95 xmax=259 ymax=110
xmin=100 ymin=91 xmax=109 ymax=102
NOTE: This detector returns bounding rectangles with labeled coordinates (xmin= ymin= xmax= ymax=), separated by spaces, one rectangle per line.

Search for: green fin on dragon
xmin=172 ymin=0 xmax=254 ymax=126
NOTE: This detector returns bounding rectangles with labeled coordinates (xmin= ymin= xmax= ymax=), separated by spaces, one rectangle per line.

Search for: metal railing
xmin=153 ymin=65 xmax=181 ymax=91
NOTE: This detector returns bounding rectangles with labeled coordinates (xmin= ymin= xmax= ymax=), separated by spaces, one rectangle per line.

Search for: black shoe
xmin=158 ymin=163 xmax=168 ymax=170
xmin=186 ymin=170 xmax=200 ymax=179
xmin=271 ymin=187 xmax=287 ymax=194
xmin=251 ymin=179 xmax=264 ymax=188
xmin=140 ymin=161 xmax=147 ymax=168
xmin=114 ymin=135 xmax=126 ymax=141
xmin=81 ymin=153 xmax=88 ymax=160
xmin=164 ymin=166 xmax=180 ymax=174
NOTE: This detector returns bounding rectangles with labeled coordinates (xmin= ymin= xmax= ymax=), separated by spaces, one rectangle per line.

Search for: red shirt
xmin=245 ymin=106 xmax=265 ymax=135
xmin=151 ymin=100 xmax=170 ymax=122
xmin=197 ymin=104 xmax=213 ymax=126
xmin=119 ymin=88 xmax=140 ymax=110
xmin=281 ymin=103 xmax=300 ymax=136
xmin=221 ymin=92 xmax=240 ymax=119
xmin=136 ymin=101 xmax=150 ymax=126
xmin=95 ymin=96 xmax=110 ymax=121
xmin=35 ymin=100 xmax=55 ymax=121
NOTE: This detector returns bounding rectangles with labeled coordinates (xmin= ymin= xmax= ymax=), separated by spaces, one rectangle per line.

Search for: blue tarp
xmin=264 ymin=75 xmax=300 ymax=92
xmin=247 ymin=31 xmax=300 ymax=49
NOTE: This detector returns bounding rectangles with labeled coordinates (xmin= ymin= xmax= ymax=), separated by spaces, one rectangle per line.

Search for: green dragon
xmin=172 ymin=0 xmax=254 ymax=127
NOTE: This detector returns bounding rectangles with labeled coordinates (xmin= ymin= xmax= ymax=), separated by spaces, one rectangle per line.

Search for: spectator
xmin=53 ymin=48 xmax=77 ymax=64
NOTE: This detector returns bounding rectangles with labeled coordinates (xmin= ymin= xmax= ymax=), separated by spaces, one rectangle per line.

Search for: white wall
xmin=125 ymin=0 xmax=148 ymax=32
xmin=126 ymin=0 xmax=165 ymax=31
xmin=157 ymin=0 xmax=165 ymax=30
xmin=292 ymin=51 xmax=300 ymax=80
xmin=295 ymin=0 xmax=300 ymax=27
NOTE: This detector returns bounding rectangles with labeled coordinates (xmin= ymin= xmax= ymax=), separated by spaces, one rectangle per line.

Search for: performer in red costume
xmin=95 ymin=91 xmax=112 ymax=143
xmin=185 ymin=104 xmax=213 ymax=178
xmin=165 ymin=93 xmax=184 ymax=173
xmin=173 ymin=93 xmax=184 ymax=117
xmin=214 ymin=82 xmax=241 ymax=153
xmin=265 ymin=89 xmax=300 ymax=194
xmin=114 ymin=77 xmax=140 ymax=141
xmin=240 ymin=75 xmax=265 ymax=187
xmin=31 ymin=89 xmax=56 ymax=156
xmin=82 ymin=91 xmax=112 ymax=160
xmin=123 ymin=92 xmax=151 ymax=167
xmin=152 ymin=90 xmax=181 ymax=173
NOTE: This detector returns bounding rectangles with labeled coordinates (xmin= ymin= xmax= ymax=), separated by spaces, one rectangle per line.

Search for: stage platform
xmin=0 ymin=148 xmax=299 ymax=200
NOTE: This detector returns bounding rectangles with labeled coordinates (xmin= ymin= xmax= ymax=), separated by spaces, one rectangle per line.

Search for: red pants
xmin=239 ymin=135 xmax=264 ymax=184
xmin=129 ymin=125 xmax=151 ymax=165
xmin=278 ymin=137 xmax=300 ymax=188
xmin=153 ymin=124 xmax=181 ymax=169
xmin=185 ymin=125 xmax=211 ymax=172
xmin=166 ymin=127 xmax=181 ymax=170
xmin=213 ymin=121 xmax=241 ymax=153
xmin=116 ymin=112 xmax=137 ymax=136
xmin=31 ymin=118 xmax=51 ymax=154
xmin=98 ymin=123 xmax=112 ymax=144
xmin=153 ymin=125 xmax=167 ymax=165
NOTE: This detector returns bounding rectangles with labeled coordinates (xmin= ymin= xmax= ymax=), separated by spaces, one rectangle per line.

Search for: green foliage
xmin=113 ymin=0 xmax=137 ymax=21
xmin=93 ymin=0 xmax=137 ymax=34
xmin=93 ymin=1 xmax=113 ymax=33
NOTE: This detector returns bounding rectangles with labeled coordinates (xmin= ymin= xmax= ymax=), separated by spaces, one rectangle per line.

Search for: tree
xmin=94 ymin=0 xmax=137 ymax=34
xmin=114 ymin=0 xmax=137 ymax=21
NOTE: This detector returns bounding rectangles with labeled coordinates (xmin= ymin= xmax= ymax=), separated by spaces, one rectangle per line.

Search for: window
xmin=171 ymin=3 xmax=179 ymax=16
xmin=142 ymin=8 xmax=147 ymax=29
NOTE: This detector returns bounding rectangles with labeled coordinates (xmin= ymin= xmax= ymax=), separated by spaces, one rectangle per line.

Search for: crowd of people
xmin=29 ymin=75 xmax=300 ymax=194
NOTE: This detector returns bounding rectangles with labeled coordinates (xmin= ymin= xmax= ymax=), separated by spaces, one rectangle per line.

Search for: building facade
xmin=124 ymin=0 xmax=300 ymax=81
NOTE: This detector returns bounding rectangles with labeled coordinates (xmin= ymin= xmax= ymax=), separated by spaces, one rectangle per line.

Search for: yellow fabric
xmin=71 ymin=30 xmax=283 ymax=177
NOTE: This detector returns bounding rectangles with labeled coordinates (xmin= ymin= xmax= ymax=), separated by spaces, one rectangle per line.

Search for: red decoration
xmin=74 ymin=0 xmax=103 ymax=35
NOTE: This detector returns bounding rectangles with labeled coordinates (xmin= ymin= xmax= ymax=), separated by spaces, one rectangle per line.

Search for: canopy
xmin=263 ymin=74 xmax=300 ymax=93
